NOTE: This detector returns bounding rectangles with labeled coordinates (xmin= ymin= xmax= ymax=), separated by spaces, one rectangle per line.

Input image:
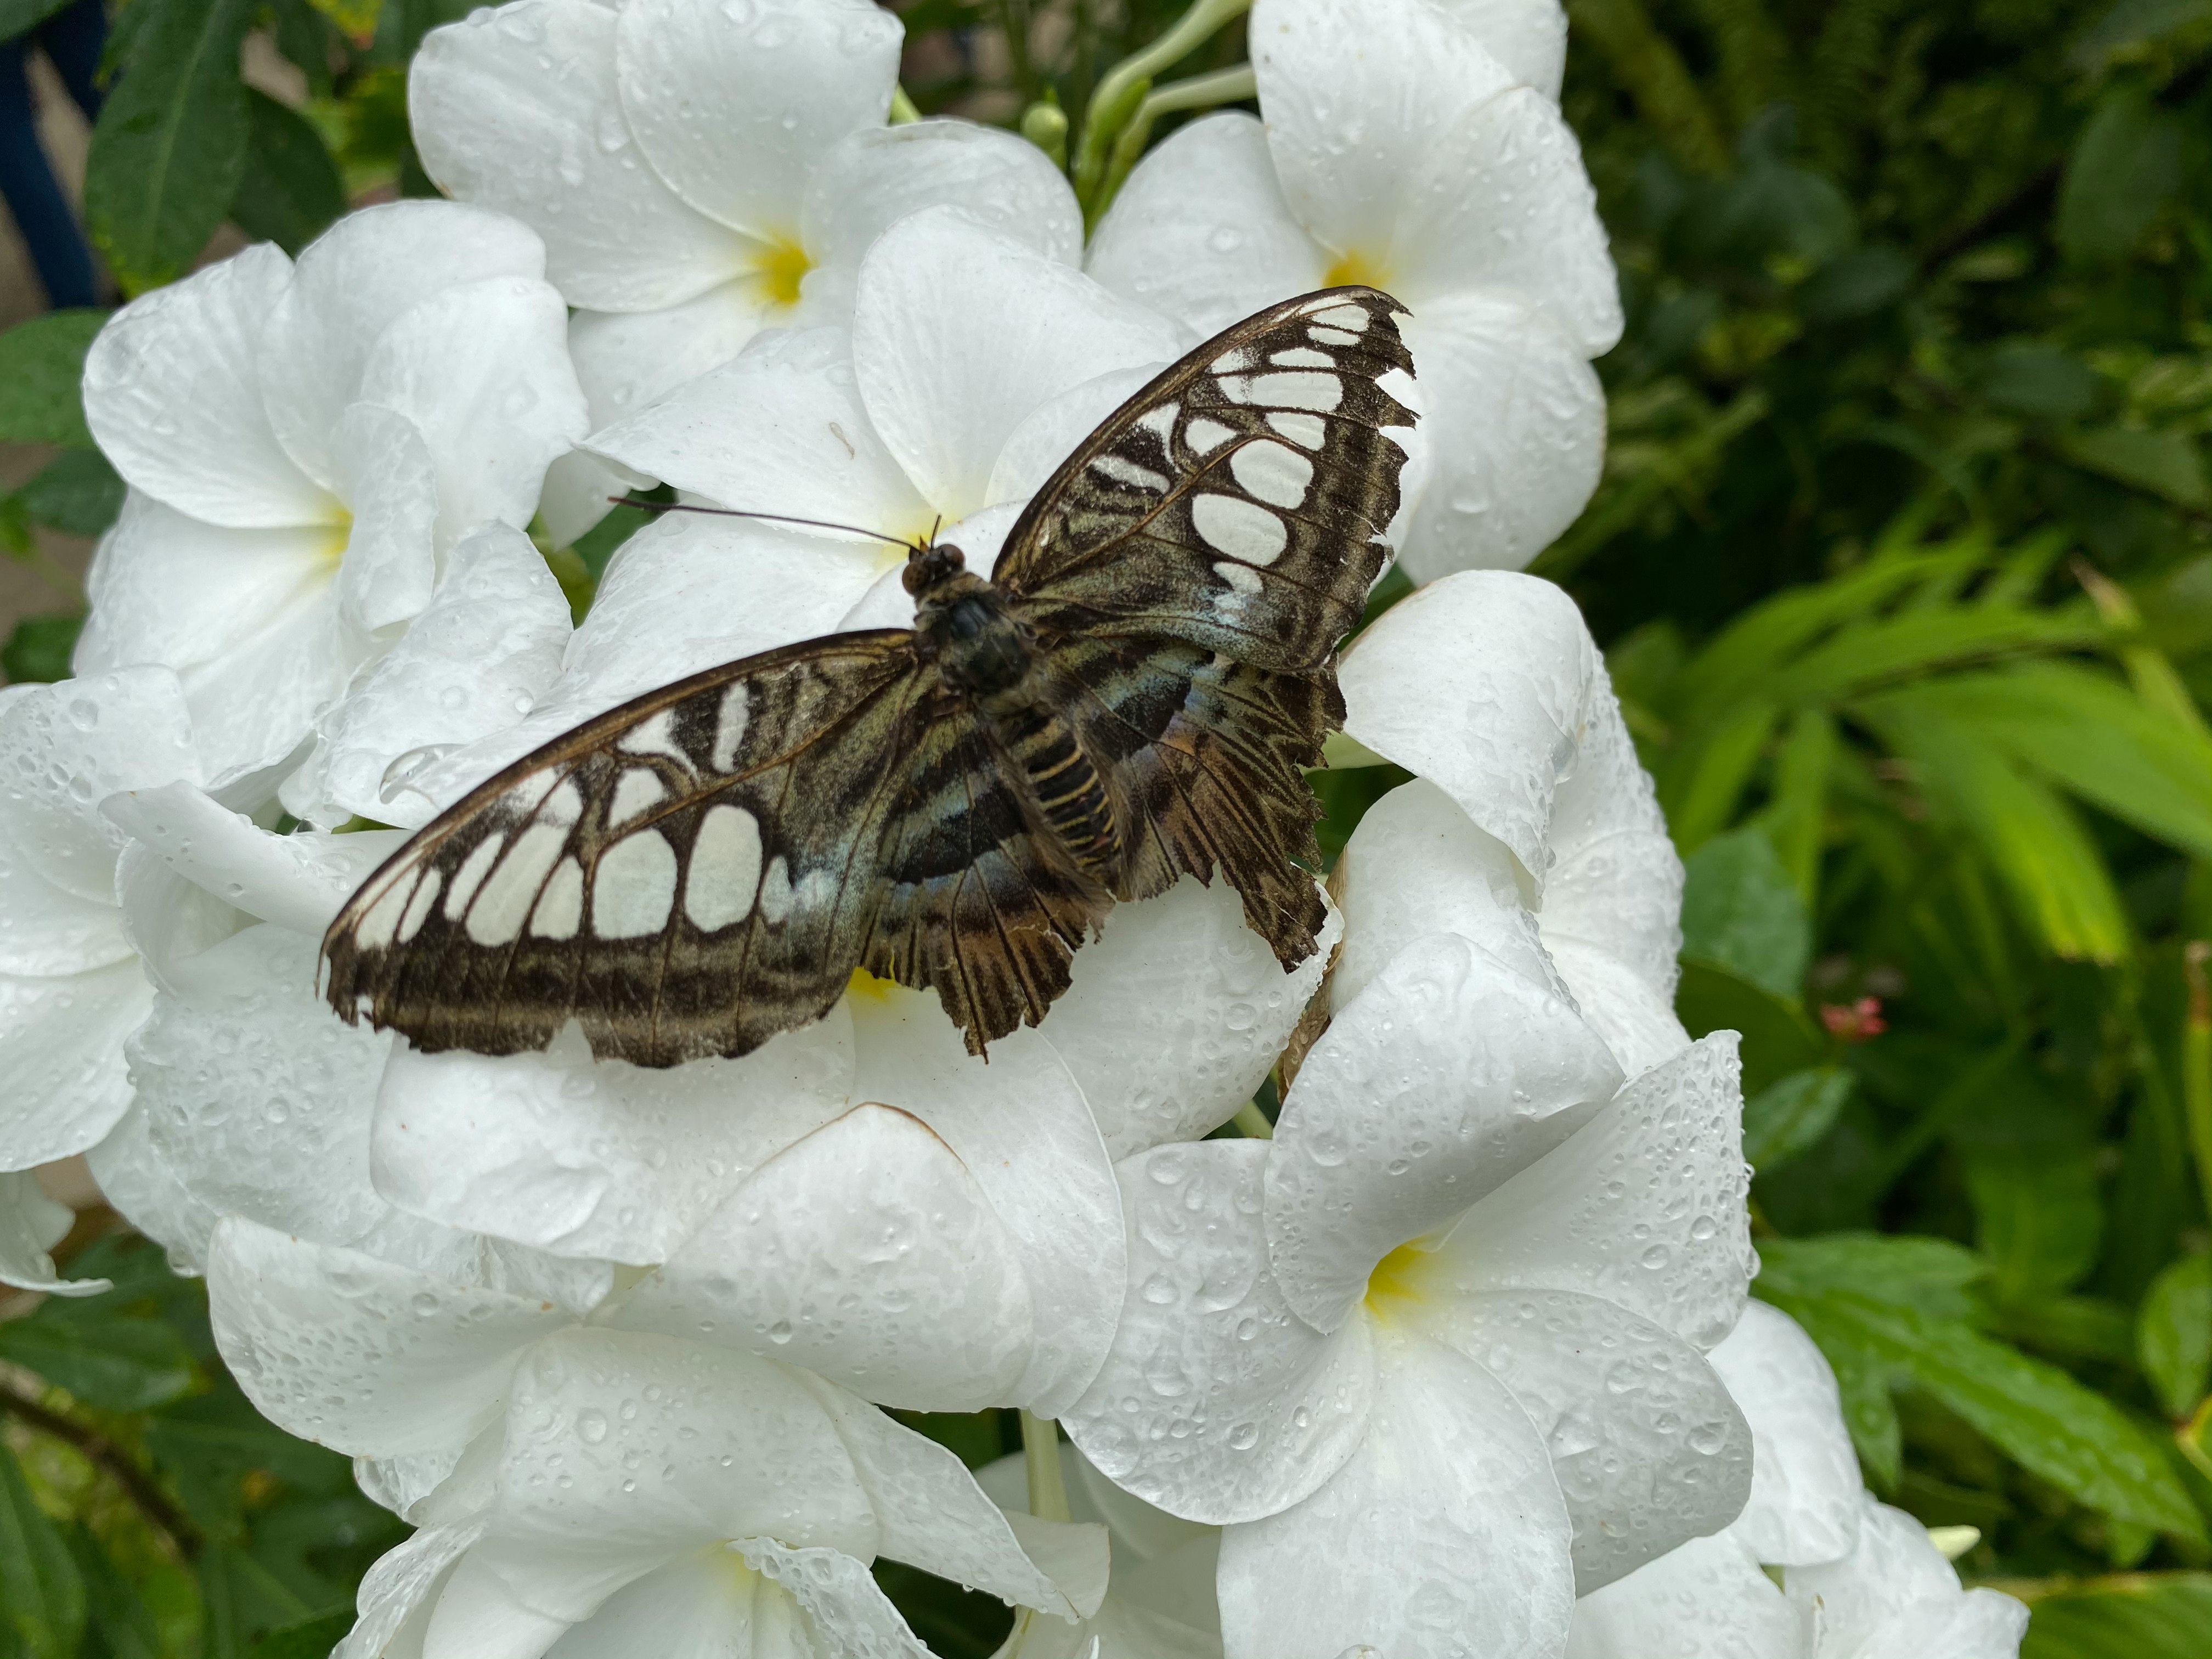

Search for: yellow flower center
xmin=847 ymin=966 xmax=898 ymax=1003
xmin=1363 ymin=1241 xmax=1434 ymax=1319
xmin=1323 ymin=247 xmax=1393 ymax=290
xmin=318 ymin=510 xmax=353 ymax=567
xmin=755 ymin=234 xmax=814 ymax=308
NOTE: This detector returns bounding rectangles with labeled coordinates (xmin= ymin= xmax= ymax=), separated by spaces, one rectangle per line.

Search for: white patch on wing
xmin=1193 ymin=493 xmax=1289 ymax=566
xmin=1267 ymin=411 xmax=1328 ymax=449
xmin=533 ymin=857 xmax=584 ymax=939
xmin=591 ymin=831 xmax=679 ymax=938
xmin=1245 ymin=372 xmax=1343 ymax=412
xmin=1134 ymin=404 xmax=1178 ymax=447
xmin=685 ymin=804 xmax=763 ymax=932
xmin=1213 ymin=560 xmax=1263 ymax=595
xmin=756 ymin=854 xmax=794 ymax=925
xmin=1307 ymin=301 xmax=1370 ymax=331
xmin=539 ymin=778 xmax=585 ymax=828
xmin=466 ymin=823 xmax=567 ymax=945
xmin=397 ymin=870 xmax=443 ymax=943
xmin=352 ymin=877 xmax=409 ymax=950
xmin=617 ymin=708 xmax=690 ymax=765
xmin=1092 ymin=454 xmax=1170 ymax=492
xmin=1270 ymin=347 xmax=1334 ymax=369
xmin=709 ymin=684 xmax=750 ymax=775
xmin=609 ymin=768 xmax=668 ymax=827
xmin=1210 ymin=346 xmax=1257 ymax=373
xmin=442 ymin=834 xmax=505 ymax=919
xmin=1308 ymin=325 xmax=1362 ymax=347
xmin=1184 ymin=417 xmax=1235 ymax=454
xmin=1229 ymin=439 xmax=1314 ymax=509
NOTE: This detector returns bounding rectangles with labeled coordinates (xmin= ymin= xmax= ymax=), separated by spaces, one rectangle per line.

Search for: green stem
xmin=0 ymin=1380 xmax=201 ymax=1560
xmin=1092 ymin=62 xmax=1258 ymax=223
xmin=1020 ymin=1409 xmax=1072 ymax=1523
xmin=1072 ymin=0 xmax=1252 ymax=210
xmin=888 ymin=84 xmax=922 ymax=123
xmin=1232 ymin=1098 xmax=1275 ymax=1139
xmin=2185 ymin=943 xmax=2212 ymax=1226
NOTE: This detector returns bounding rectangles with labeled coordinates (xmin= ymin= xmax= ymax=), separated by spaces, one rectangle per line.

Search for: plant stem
xmin=888 ymin=84 xmax=921 ymax=123
xmin=1232 ymin=1099 xmax=1274 ymax=1139
xmin=2183 ymin=943 xmax=2212 ymax=1226
xmin=1019 ymin=1409 xmax=1072 ymax=1523
xmin=1071 ymin=0 xmax=1251 ymax=210
xmin=1092 ymin=62 xmax=1257 ymax=222
xmin=0 ymin=1379 xmax=201 ymax=1560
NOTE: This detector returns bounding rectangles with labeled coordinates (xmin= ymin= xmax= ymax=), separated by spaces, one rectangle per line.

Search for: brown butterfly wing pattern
xmin=322 ymin=286 xmax=1418 ymax=1064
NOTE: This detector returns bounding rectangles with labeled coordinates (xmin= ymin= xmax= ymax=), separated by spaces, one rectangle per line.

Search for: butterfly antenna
xmin=608 ymin=496 xmax=916 ymax=551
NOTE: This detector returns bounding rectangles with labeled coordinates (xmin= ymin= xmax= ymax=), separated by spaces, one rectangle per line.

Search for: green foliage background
xmin=8 ymin=0 xmax=2212 ymax=1652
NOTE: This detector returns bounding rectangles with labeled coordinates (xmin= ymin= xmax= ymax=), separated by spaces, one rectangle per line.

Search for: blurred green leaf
xmin=2 ymin=614 xmax=86 ymax=685
xmin=0 ymin=311 xmax=106 ymax=447
xmin=67 ymin=1526 xmax=165 ymax=1659
xmin=248 ymin=1610 xmax=356 ymax=1659
xmin=2059 ymin=429 xmax=2210 ymax=510
xmin=0 ymin=1442 xmax=86 ymax=1659
xmin=231 ymin=89 xmax=346 ymax=255
xmin=83 ymin=0 xmax=259 ymax=293
xmin=1681 ymin=826 xmax=1812 ymax=998
xmin=0 ymin=0 xmax=73 ymax=38
xmin=1757 ymin=1233 xmax=1988 ymax=1318
xmin=2056 ymin=84 xmax=2183 ymax=265
xmin=2137 ymin=1254 xmax=2212 ymax=1421
xmin=1797 ymin=244 xmax=1913 ymax=324
xmin=0 ymin=1313 xmax=195 ymax=1413
xmin=1965 ymin=1148 xmax=2104 ymax=1303
xmin=2022 ymin=1572 xmax=2212 ymax=1659
xmin=198 ymin=1546 xmax=317 ymax=1659
xmin=1743 ymin=1065 xmax=1854 ymax=1170
xmin=1980 ymin=346 xmax=2104 ymax=422
xmin=17 ymin=449 xmax=126 ymax=539
xmin=1676 ymin=960 xmax=1824 ymax=1094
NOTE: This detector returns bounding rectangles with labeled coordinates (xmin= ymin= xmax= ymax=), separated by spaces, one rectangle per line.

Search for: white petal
xmin=853 ymin=206 xmax=1187 ymax=520
xmin=84 ymin=1103 xmax=219 ymax=1272
xmin=1250 ymin=0 xmax=1516 ymax=274
xmin=0 ymin=666 xmax=198 ymax=974
xmin=1418 ymin=1289 xmax=1751 ymax=1591
xmin=847 ymin=986 xmax=1124 ymax=1417
xmin=102 ymin=784 xmax=406 ymax=935
xmin=81 ymin=244 xmax=335 ymax=528
xmin=0 ymin=963 xmax=152 ymax=1164
xmin=1045 ymin=876 xmax=1335 ymax=1159
xmin=1787 ymin=1497 xmax=2025 ymax=1656
xmin=1398 ymin=89 xmax=1619 ymax=353
xmin=1062 ymin=1140 xmax=1376 ymax=1525
xmin=374 ymin=1014 xmax=854 ymax=1263
xmin=333 ymin=1521 xmax=487 ymax=1659
xmin=422 ymin=1551 xmax=575 ymax=1659
xmin=354 ymin=275 xmax=588 ymax=549
xmin=538 ymin=449 xmax=645 ymax=551
xmin=1339 ymin=568 xmax=1597 ymax=884
xmin=1268 ymin=931 xmax=1622 ymax=1331
xmin=1215 ymin=1325 xmax=1573 ymax=1659
xmin=209 ymin=1217 xmax=569 ymax=1458
xmin=1431 ymin=0 xmax=1566 ymax=98
xmin=258 ymin=200 xmax=549 ymax=493
xmin=409 ymin=0 xmax=747 ymax=312
xmin=331 ymin=403 xmax=441 ymax=634
xmin=733 ymin=1538 xmax=930 ymax=1659
xmin=1429 ymin=1035 xmax=1756 ymax=1348
xmin=283 ymin=523 xmax=572 ymax=830
xmin=804 ymin=119 xmax=1084 ymax=277
xmin=613 ymin=1102 xmax=1035 ymax=1410
xmin=566 ymin=279 xmax=774 ymax=448
xmin=985 ymin=362 xmax=1168 ymax=509
xmin=1564 ymin=1531 xmax=1794 ymax=1659
xmin=793 ymin=1373 xmax=1105 ymax=1617
xmin=469 ymin=1328 xmax=874 ymax=1620
xmin=1707 ymin=1302 xmax=1863 ymax=1567
xmin=1545 ymin=941 xmax=1691 ymax=1080
xmin=1086 ymin=112 xmax=1326 ymax=336
xmin=1394 ymin=295 xmax=1605 ymax=579
xmin=614 ymin=0 xmax=898 ymax=239
xmin=586 ymin=324 xmax=930 ymax=539
xmin=507 ymin=1549 xmax=811 ymax=1659
xmin=0 ymin=1169 xmax=104 ymax=1294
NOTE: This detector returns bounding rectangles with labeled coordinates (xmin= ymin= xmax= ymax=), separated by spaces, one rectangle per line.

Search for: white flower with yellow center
xmin=409 ymin=0 xmax=1085 ymax=541
xmin=1085 ymin=0 xmax=1619 ymax=579
xmin=76 ymin=206 xmax=586 ymax=796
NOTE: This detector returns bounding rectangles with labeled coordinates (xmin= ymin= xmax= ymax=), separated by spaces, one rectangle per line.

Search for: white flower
xmin=76 ymin=203 xmax=587 ymax=792
xmin=269 ymin=1320 xmax=1108 ymax=1659
xmin=1565 ymin=1303 xmax=2027 ymax=1659
xmin=0 ymin=1169 xmax=101 ymax=1295
xmin=410 ymin=0 xmax=1084 ymax=541
xmin=1334 ymin=569 xmax=1689 ymax=1079
xmin=1085 ymin=0 xmax=1619 ymax=579
xmin=0 ymin=668 xmax=197 ymax=1175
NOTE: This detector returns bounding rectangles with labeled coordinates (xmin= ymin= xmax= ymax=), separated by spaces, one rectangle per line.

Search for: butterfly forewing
xmin=993 ymin=286 xmax=1418 ymax=673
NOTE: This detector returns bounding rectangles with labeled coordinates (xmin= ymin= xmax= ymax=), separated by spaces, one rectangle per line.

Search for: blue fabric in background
xmin=1 ymin=0 xmax=108 ymax=309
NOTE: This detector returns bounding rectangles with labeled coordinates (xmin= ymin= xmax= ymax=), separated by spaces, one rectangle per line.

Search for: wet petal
xmin=1707 ymin=1301 xmax=1863 ymax=1567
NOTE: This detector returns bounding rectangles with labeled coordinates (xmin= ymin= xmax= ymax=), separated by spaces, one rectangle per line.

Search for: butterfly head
xmin=901 ymin=539 xmax=967 ymax=597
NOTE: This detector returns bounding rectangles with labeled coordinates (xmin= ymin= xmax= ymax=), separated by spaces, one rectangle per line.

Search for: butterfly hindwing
xmin=994 ymin=286 xmax=1417 ymax=674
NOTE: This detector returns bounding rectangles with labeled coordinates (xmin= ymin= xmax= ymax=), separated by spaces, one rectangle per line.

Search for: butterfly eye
xmin=902 ymin=543 xmax=967 ymax=595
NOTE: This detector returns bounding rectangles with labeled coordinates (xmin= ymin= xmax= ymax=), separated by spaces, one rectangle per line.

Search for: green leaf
xmin=198 ymin=1547 xmax=317 ymax=1659
xmin=2058 ymin=85 xmax=2185 ymax=264
xmin=1964 ymin=1147 xmax=2104 ymax=1302
xmin=0 ymin=1443 xmax=86 ymax=1659
xmin=2137 ymin=1254 xmax=2212 ymax=1420
xmin=2022 ymin=1572 xmax=2212 ymax=1659
xmin=67 ymin=1526 xmax=164 ymax=1659
xmin=1756 ymin=1233 xmax=1988 ymax=1319
xmin=0 ymin=311 xmax=106 ymax=447
xmin=230 ymin=89 xmax=346 ymax=256
xmin=1680 ymin=826 xmax=1812 ymax=999
xmin=1980 ymin=346 xmax=2104 ymax=421
xmin=0 ymin=1313 xmax=196 ymax=1412
xmin=0 ymin=0 xmax=73 ymax=39
xmin=2 ymin=614 xmax=87 ymax=685
xmin=1661 ymin=699 xmax=1778 ymax=851
xmin=1797 ymin=244 xmax=1912 ymax=324
xmin=83 ymin=0 xmax=260 ymax=294
xmin=17 ymin=450 xmax=126 ymax=538
xmin=1675 ymin=960 xmax=1824 ymax=1095
xmin=1743 ymin=1065 xmax=1853 ymax=1170
xmin=248 ymin=1611 xmax=356 ymax=1659
xmin=2059 ymin=428 xmax=2210 ymax=509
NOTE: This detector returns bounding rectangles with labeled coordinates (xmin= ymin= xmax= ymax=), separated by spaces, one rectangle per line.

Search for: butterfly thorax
xmin=909 ymin=546 xmax=1122 ymax=882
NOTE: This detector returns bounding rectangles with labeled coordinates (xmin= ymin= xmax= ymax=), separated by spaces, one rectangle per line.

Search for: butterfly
xmin=321 ymin=286 xmax=1419 ymax=1066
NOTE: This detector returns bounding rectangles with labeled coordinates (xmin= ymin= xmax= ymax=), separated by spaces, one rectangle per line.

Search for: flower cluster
xmin=0 ymin=1 xmax=2028 ymax=1656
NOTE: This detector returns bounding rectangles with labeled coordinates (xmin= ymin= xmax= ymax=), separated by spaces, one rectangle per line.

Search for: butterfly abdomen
xmin=990 ymin=700 xmax=1121 ymax=878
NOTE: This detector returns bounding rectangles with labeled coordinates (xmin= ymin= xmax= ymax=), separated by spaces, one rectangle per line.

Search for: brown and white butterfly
xmin=321 ymin=287 xmax=1419 ymax=1065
